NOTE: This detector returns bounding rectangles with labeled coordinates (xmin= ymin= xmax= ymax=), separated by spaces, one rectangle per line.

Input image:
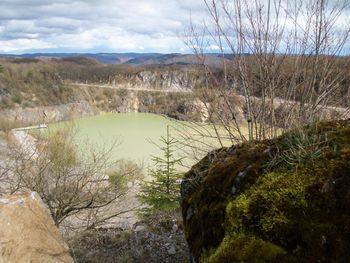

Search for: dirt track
xmin=73 ymin=82 xmax=193 ymax=93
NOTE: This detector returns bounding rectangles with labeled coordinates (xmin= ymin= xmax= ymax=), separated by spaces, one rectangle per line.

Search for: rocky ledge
xmin=0 ymin=192 xmax=74 ymax=263
xmin=181 ymin=120 xmax=350 ymax=263
xmin=0 ymin=101 xmax=96 ymax=125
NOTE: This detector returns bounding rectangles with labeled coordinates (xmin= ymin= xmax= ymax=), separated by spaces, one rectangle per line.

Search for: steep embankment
xmin=108 ymin=70 xmax=198 ymax=91
xmin=0 ymin=59 xmax=206 ymax=124
xmin=0 ymin=101 xmax=96 ymax=124
xmin=181 ymin=120 xmax=350 ymax=263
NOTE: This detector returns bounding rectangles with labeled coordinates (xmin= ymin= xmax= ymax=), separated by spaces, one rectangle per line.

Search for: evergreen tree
xmin=139 ymin=125 xmax=183 ymax=215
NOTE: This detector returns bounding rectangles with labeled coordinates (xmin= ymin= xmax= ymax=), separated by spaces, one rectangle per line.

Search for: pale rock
xmin=0 ymin=192 xmax=74 ymax=263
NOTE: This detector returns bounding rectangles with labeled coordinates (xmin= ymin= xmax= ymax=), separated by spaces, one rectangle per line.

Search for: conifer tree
xmin=139 ymin=125 xmax=183 ymax=215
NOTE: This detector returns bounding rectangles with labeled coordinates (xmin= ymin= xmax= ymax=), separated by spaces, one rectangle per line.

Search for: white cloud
xmin=208 ymin=45 xmax=220 ymax=51
xmin=0 ymin=0 xmax=205 ymax=53
xmin=0 ymin=39 xmax=56 ymax=52
xmin=2 ymin=0 xmax=347 ymax=54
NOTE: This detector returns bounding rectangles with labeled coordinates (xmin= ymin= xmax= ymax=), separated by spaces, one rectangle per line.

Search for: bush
xmin=108 ymin=159 xmax=144 ymax=189
xmin=25 ymin=71 xmax=33 ymax=83
xmin=11 ymin=94 xmax=22 ymax=104
xmin=0 ymin=118 xmax=23 ymax=133
xmin=0 ymin=97 xmax=11 ymax=108
xmin=11 ymin=126 xmax=127 ymax=228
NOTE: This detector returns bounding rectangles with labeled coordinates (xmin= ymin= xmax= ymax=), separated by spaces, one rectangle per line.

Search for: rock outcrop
xmin=0 ymin=192 xmax=74 ymax=263
xmin=181 ymin=120 xmax=350 ymax=263
xmin=107 ymin=70 xmax=202 ymax=91
xmin=135 ymin=70 xmax=196 ymax=90
xmin=0 ymin=101 xmax=96 ymax=125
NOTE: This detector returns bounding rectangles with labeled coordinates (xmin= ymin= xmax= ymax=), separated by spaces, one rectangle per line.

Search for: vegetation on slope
xmin=0 ymin=58 xmax=205 ymax=121
xmin=0 ymin=59 xmax=80 ymax=109
xmin=181 ymin=119 xmax=350 ymax=263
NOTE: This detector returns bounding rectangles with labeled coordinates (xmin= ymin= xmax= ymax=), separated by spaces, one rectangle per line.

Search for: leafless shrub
xmin=182 ymin=0 xmax=350 ymax=147
xmin=5 ymin=126 xmax=142 ymax=231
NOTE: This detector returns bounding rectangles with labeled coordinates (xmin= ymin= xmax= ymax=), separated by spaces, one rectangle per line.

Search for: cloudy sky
xmin=0 ymin=0 xmax=207 ymax=54
xmin=1 ymin=1 xmax=349 ymax=55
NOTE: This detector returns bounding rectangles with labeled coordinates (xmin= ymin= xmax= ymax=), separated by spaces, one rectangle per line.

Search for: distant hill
xmin=0 ymin=53 xmax=229 ymax=66
xmin=0 ymin=53 xmax=126 ymax=64
xmin=0 ymin=53 xmax=168 ymax=65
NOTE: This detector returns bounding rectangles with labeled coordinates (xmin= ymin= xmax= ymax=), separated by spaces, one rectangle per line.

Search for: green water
xmin=47 ymin=113 xmax=178 ymax=166
xmin=45 ymin=112 xmax=238 ymax=169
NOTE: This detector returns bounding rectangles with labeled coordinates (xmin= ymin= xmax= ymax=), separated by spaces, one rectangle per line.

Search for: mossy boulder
xmin=181 ymin=120 xmax=350 ymax=263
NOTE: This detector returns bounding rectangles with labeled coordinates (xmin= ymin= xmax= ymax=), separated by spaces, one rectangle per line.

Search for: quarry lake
xmin=43 ymin=112 xmax=232 ymax=169
xmin=45 ymin=113 xmax=176 ymax=167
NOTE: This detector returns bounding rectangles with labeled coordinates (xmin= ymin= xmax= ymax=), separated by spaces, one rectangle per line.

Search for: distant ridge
xmin=0 ymin=52 xmax=228 ymax=66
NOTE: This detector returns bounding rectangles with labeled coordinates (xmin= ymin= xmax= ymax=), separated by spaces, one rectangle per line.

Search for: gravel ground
xmin=69 ymin=210 xmax=189 ymax=263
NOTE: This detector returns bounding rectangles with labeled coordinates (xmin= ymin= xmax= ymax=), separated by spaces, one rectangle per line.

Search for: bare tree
xmin=7 ymin=126 xmax=141 ymax=229
xmin=181 ymin=0 xmax=350 ymax=148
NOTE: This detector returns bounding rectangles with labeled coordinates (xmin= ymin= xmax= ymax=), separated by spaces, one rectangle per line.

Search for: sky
xmin=0 ymin=0 xmax=349 ymax=55
xmin=0 ymin=0 xmax=207 ymax=54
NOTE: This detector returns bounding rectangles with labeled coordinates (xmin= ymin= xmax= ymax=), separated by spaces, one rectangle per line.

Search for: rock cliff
xmin=134 ymin=70 xmax=196 ymax=90
xmin=97 ymin=69 xmax=202 ymax=91
xmin=181 ymin=120 xmax=350 ymax=263
xmin=0 ymin=101 xmax=96 ymax=125
xmin=0 ymin=192 xmax=74 ymax=263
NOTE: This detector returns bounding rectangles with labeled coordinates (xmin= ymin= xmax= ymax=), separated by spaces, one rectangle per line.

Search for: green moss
xmin=224 ymin=171 xmax=310 ymax=246
xmin=201 ymin=235 xmax=286 ymax=263
xmin=182 ymin=141 xmax=274 ymax=260
xmin=182 ymin=120 xmax=350 ymax=263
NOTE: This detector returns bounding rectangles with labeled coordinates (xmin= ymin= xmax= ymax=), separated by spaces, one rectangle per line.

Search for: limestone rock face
xmin=0 ymin=192 xmax=74 ymax=263
xmin=181 ymin=120 xmax=350 ymax=263
xmin=135 ymin=70 xmax=196 ymax=90
xmin=0 ymin=101 xmax=96 ymax=124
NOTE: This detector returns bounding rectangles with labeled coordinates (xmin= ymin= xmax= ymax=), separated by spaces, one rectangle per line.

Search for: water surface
xmin=46 ymin=112 xmax=240 ymax=169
